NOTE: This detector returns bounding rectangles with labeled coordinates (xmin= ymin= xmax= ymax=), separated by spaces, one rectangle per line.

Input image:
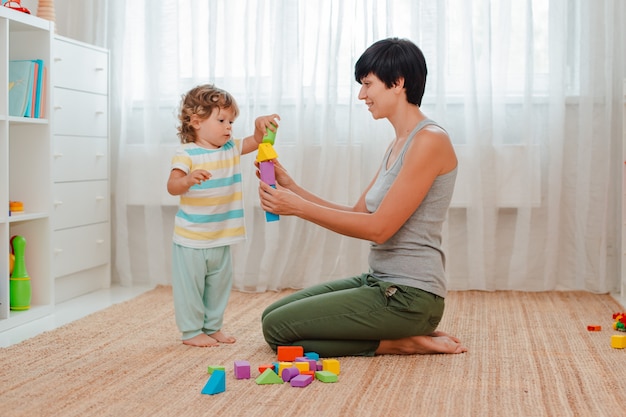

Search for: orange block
xmin=277 ymin=346 xmax=304 ymax=362
xmin=586 ymin=325 xmax=601 ymax=331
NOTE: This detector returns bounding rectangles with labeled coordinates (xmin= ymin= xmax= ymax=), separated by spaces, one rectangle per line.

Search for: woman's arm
xmin=259 ymin=128 xmax=456 ymax=244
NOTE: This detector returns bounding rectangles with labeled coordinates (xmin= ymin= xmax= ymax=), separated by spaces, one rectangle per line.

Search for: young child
xmin=167 ymin=84 xmax=279 ymax=347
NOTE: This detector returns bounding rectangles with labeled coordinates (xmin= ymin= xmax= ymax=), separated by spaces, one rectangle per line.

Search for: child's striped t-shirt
xmin=170 ymin=140 xmax=247 ymax=249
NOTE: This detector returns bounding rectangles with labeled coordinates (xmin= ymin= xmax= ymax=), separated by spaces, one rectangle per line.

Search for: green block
xmin=207 ymin=365 xmax=225 ymax=374
xmin=255 ymin=368 xmax=284 ymax=385
xmin=315 ymin=370 xmax=338 ymax=383
xmin=262 ymin=125 xmax=277 ymax=145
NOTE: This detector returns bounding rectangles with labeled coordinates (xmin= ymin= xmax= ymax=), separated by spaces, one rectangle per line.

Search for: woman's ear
xmin=393 ymin=77 xmax=405 ymax=92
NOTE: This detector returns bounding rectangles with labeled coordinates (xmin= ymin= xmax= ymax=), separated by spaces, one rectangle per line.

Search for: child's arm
xmin=241 ymin=114 xmax=280 ymax=155
xmin=167 ymin=168 xmax=211 ymax=196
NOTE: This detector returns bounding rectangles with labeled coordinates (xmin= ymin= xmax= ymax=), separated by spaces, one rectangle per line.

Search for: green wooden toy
xmin=10 ymin=235 xmax=31 ymax=311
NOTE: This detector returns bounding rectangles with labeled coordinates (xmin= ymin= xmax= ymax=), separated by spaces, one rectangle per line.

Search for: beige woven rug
xmin=1 ymin=286 xmax=625 ymax=417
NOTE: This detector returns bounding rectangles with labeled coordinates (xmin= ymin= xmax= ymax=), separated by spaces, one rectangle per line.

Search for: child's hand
xmin=188 ymin=169 xmax=211 ymax=186
xmin=254 ymin=114 xmax=280 ymax=139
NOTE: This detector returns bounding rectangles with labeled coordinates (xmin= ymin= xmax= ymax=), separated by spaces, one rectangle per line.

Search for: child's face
xmin=191 ymin=107 xmax=237 ymax=149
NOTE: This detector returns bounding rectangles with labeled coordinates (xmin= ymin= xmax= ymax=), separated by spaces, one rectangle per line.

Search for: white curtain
xmin=52 ymin=0 xmax=625 ymax=293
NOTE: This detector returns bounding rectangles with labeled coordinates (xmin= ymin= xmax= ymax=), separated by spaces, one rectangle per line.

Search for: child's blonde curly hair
xmin=177 ymin=84 xmax=240 ymax=143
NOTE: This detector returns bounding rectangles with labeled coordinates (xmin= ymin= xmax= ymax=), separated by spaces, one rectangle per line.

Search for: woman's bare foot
xmin=208 ymin=330 xmax=236 ymax=344
xmin=183 ymin=333 xmax=218 ymax=347
xmin=375 ymin=332 xmax=467 ymax=355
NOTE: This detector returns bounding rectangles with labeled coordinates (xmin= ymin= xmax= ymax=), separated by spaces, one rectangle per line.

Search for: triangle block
xmin=256 ymin=143 xmax=278 ymax=162
xmin=201 ymin=369 xmax=226 ymax=395
xmin=255 ymin=368 xmax=284 ymax=385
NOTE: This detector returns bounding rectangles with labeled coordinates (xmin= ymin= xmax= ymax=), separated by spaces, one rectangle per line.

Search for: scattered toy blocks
xmin=290 ymin=374 xmax=313 ymax=388
xmin=234 ymin=360 xmax=251 ymax=379
xmin=277 ymin=346 xmax=304 ymax=362
xmin=611 ymin=334 xmax=626 ymax=349
xmin=586 ymin=325 xmax=601 ymax=331
xmin=255 ymin=368 xmax=284 ymax=385
xmin=201 ymin=369 xmax=226 ymax=395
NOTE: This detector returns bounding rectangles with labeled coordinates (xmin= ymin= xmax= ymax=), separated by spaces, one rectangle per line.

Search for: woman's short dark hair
xmin=354 ymin=37 xmax=427 ymax=106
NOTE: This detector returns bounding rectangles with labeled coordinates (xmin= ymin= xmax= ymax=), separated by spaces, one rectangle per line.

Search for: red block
xmin=277 ymin=346 xmax=304 ymax=362
xmin=586 ymin=325 xmax=601 ymax=331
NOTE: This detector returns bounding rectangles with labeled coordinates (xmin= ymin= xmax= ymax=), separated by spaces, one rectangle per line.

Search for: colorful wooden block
xmin=290 ymin=374 xmax=313 ymax=388
xmin=255 ymin=368 xmax=284 ymax=385
xmin=586 ymin=325 xmax=601 ymax=331
xmin=610 ymin=334 xmax=626 ymax=349
xmin=322 ymin=359 xmax=340 ymax=375
xmin=304 ymin=352 xmax=320 ymax=361
xmin=281 ymin=367 xmax=300 ymax=382
xmin=315 ymin=370 xmax=338 ymax=383
xmin=207 ymin=365 xmax=225 ymax=374
xmin=293 ymin=361 xmax=309 ymax=372
xmin=277 ymin=346 xmax=304 ymax=361
xmin=234 ymin=360 xmax=251 ymax=379
xmin=201 ymin=370 xmax=226 ymax=395
xmin=258 ymin=364 xmax=275 ymax=374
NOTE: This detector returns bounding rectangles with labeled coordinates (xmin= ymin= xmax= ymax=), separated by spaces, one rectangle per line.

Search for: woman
xmin=258 ymin=38 xmax=467 ymax=357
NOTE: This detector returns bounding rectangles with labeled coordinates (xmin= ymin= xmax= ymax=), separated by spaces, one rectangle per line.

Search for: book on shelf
xmin=8 ymin=59 xmax=47 ymax=118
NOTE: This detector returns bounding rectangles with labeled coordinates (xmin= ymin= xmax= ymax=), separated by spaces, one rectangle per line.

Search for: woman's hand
xmin=258 ymin=181 xmax=303 ymax=216
xmin=255 ymin=159 xmax=296 ymax=190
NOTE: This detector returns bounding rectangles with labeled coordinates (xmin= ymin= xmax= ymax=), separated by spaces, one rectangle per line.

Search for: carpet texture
xmin=1 ymin=286 xmax=625 ymax=417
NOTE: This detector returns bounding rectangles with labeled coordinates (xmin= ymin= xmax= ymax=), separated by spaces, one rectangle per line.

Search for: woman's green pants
xmin=261 ymin=273 xmax=444 ymax=357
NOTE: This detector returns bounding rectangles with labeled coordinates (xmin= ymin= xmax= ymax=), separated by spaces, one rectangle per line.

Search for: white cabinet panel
xmin=52 ymin=181 xmax=109 ymax=230
xmin=52 ymin=136 xmax=108 ymax=182
xmin=53 ymin=223 xmax=110 ymax=277
xmin=53 ymin=38 xmax=108 ymax=94
xmin=53 ymin=88 xmax=107 ymax=137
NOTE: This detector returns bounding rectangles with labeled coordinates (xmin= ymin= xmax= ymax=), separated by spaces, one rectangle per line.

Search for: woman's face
xmin=357 ymin=73 xmax=397 ymax=120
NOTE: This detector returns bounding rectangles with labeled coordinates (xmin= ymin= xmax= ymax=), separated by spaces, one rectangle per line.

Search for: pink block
xmin=234 ymin=360 xmax=251 ymax=379
xmin=259 ymin=161 xmax=276 ymax=186
xmin=290 ymin=374 xmax=313 ymax=388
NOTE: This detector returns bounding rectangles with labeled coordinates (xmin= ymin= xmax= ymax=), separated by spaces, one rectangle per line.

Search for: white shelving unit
xmin=621 ymin=79 xmax=626 ymax=307
xmin=0 ymin=8 xmax=53 ymax=331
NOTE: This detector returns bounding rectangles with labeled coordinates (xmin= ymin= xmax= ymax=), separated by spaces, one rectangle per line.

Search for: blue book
xmin=8 ymin=60 xmax=34 ymax=117
xmin=32 ymin=59 xmax=44 ymax=118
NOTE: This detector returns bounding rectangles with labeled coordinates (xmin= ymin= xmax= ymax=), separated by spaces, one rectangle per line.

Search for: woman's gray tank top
xmin=364 ymin=119 xmax=457 ymax=298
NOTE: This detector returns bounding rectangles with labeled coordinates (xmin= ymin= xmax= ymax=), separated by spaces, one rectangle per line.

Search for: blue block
xmin=201 ymin=369 xmax=226 ymax=395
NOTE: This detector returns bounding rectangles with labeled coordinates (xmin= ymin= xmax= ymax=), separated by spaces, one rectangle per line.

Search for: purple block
xmin=234 ymin=360 xmax=251 ymax=379
xmin=259 ymin=161 xmax=276 ymax=186
xmin=290 ymin=374 xmax=313 ymax=388
xmin=281 ymin=367 xmax=300 ymax=382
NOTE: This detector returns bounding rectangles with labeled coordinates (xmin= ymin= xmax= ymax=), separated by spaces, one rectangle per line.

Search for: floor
xmin=1 ymin=286 xmax=623 ymax=349
xmin=0 ymin=284 xmax=154 ymax=348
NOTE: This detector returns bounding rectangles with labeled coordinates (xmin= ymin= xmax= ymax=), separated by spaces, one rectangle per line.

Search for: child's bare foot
xmin=183 ymin=333 xmax=218 ymax=347
xmin=208 ymin=330 xmax=236 ymax=344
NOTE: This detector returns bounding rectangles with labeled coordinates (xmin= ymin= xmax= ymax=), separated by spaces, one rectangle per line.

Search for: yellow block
xmin=322 ymin=359 xmax=340 ymax=375
xmin=277 ymin=362 xmax=293 ymax=376
xmin=293 ymin=362 xmax=309 ymax=372
xmin=610 ymin=334 xmax=626 ymax=349
xmin=256 ymin=143 xmax=278 ymax=162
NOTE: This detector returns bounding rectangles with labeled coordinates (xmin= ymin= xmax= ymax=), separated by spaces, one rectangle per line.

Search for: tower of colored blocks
xmin=257 ymin=124 xmax=279 ymax=222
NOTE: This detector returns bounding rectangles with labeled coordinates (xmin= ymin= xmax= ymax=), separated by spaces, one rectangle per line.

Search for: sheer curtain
xmin=53 ymin=0 xmax=624 ymax=293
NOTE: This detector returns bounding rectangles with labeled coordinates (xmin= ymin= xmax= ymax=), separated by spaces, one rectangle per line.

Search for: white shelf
xmin=0 ymin=10 xmax=53 ymax=328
